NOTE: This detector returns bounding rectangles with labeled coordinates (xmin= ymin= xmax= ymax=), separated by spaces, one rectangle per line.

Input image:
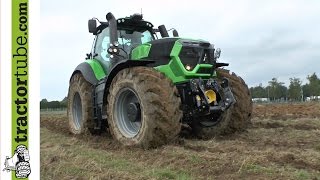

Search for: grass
xmin=295 ymin=170 xmax=311 ymax=180
xmin=314 ymin=144 xmax=320 ymax=152
xmin=243 ymin=163 xmax=276 ymax=175
xmin=149 ymin=168 xmax=191 ymax=180
xmin=41 ymin=128 xmax=192 ymax=179
xmin=189 ymin=154 xmax=203 ymax=164
xmin=41 ymin=111 xmax=320 ymax=179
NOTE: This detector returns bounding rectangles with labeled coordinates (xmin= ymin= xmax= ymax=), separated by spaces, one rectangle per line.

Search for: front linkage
xmin=176 ymin=77 xmax=236 ymax=124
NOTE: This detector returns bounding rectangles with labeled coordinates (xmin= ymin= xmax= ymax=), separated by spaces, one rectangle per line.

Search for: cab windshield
xmin=117 ymin=29 xmax=153 ymax=54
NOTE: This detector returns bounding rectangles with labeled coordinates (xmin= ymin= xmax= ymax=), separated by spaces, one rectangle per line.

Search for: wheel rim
xmin=199 ymin=120 xmax=219 ymax=127
xmin=114 ymin=88 xmax=142 ymax=138
xmin=72 ymin=92 xmax=82 ymax=130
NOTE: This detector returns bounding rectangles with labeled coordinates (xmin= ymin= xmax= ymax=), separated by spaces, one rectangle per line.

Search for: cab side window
xmin=94 ymin=27 xmax=110 ymax=61
xmin=141 ymin=30 xmax=153 ymax=44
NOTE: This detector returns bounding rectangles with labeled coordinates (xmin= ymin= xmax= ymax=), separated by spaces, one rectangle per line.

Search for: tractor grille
xmin=179 ymin=47 xmax=202 ymax=68
xmin=200 ymin=49 xmax=214 ymax=64
xmin=197 ymin=68 xmax=214 ymax=74
xmin=179 ymin=45 xmax=215 ymax=71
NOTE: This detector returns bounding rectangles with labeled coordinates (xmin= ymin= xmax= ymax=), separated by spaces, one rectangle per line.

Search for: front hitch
xmin=220 ymin=78 xmax=236 ymax=109
xmin=176 ymin=78 xmax=236 ymax=123
xmin=189 ymin=78 xmax=236 ymax=115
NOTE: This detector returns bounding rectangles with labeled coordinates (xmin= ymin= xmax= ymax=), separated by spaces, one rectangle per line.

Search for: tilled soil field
xmin=41 ymin=103 xmax=320 ymax=180
xmin=253 ymin=102 xmax=320 ymax=120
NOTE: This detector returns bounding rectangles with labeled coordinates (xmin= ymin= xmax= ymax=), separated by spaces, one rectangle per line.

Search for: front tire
xmin=191 ymin=69 xmax=252 ymax=138
xmin=107 ymin=67 xmax=182 ymax=148
xmin=191 ymin=110 xmax=232 ymax=139
xmin=217 ymin=69 xmax=253 ymax=133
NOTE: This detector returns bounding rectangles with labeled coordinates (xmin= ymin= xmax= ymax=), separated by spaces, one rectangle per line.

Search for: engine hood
xmin=131 ymin=37 xmax=215 ymax=67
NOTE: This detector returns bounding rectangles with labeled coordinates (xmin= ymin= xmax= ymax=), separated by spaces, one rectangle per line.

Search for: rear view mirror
xmin=214 ymin=48 xmax=221 ymax=59
xmin=88 ymin=19 xmax=97 ymax=35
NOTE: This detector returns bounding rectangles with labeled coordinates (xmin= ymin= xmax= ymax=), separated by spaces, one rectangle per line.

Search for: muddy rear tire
xmin=67 ymin=73 xmax=95 ymax=135
xmin=107 ymin=67 xmax=182 ymax=148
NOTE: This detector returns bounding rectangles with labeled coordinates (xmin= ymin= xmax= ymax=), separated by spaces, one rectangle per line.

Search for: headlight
xmin=113 ymin=41 xmax=119 ymax=47
xmin=108 ymin=47 xmax=119 ymax=55
xmin=185 ymin=64 xmax=194 ymax=71
xmin=108 ymin=47 xmax=113 ymax=53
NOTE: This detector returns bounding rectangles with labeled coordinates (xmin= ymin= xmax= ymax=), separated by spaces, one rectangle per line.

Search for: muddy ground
xmin=41 ymin=103 xmax=320 ymax=179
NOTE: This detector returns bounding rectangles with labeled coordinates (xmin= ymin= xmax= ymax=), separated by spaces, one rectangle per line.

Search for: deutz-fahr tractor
xmin=68 ymin=12 xmax=252 ymax=148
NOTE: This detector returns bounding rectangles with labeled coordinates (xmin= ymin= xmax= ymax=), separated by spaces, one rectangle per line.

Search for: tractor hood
xmin=131 ymin=38 xmax=216 ymax=68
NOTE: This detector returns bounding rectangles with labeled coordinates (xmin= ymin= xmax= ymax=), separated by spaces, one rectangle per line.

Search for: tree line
xmin=250 ymin=72 xmax=320 ymax=101
xmin=40 ymin=97 xmax=67 ymax=109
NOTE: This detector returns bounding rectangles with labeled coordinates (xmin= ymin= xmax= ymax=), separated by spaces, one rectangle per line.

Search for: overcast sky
xmin=41 ymin=0 xmax=320 ymax=101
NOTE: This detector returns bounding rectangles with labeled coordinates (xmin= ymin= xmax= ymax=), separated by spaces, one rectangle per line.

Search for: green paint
xmin=12 ymin=0 xmax=29 ymax=179
xmin=170 ymin=40 xmax=182 ymax=57
xmin=86 ymin=38 xmax=216 ymax=85
xmin=155 ymin=60 xmax=213 ymax=83
xmin=85 ymin=59 xmax=106 ymax=80
xmin=131 ymin=43 xmax=151 ymax=60
xmin=154 ymin=40 xmax=213 ymax=83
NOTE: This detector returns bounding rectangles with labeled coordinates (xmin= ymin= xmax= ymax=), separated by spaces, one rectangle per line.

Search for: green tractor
xmin=68 ymin=12 xmax=252 ymax=148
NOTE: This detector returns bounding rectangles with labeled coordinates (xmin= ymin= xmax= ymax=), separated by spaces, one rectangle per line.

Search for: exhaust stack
xmin=106 ymin=12 xmax=118 ymax=44
xmin=158 ymin=25 xmax=169 ymax=38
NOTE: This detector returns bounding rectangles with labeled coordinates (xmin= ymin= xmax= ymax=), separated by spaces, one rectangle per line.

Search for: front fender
xmin=104 ymin=59 xmax=155 ymax=85
xmin=102 ymin=59 xmax=155 ymax=103
xmin=70 ymin=60 xmax=106 ymax=85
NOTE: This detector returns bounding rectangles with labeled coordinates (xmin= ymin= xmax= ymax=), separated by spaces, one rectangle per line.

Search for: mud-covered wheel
xmin=217 ymin=69 xmax=253 ymax=133
xmin=191 ymin=109 xmax=232 ymax=139
xmin=191 ymin=69 xmax=252 ymax=138
xmin=15 ymin=161 xmax=31 ymax=178
xmin=107 ymin=67 xmax=182 ymax=148
xmin=67 ymin=73 xmax=95 ymax=134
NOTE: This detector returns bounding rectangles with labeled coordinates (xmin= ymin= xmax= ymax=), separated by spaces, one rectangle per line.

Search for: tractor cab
xmin=114 ymin=14 xmax=155 ymax=56
xmin=87 ymin=13 xmax=180 ymax=72
xmin=87 ymin=13 xmax=158 ymax=71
